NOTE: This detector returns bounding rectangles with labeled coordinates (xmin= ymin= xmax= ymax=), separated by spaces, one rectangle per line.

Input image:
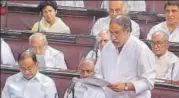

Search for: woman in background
xmin=32 ymin=0 xmax=71 ymax=34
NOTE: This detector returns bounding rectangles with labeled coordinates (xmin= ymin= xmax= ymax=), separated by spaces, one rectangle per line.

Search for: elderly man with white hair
xmin=151 ymin=30 xmax=179 ymax=79
xmin=28 ymin=33 xmax=67 ymax=69
xmin=86 ymin=30 xmax=110 ymax=78
xmin=91 ymin=1 xmax=140 ymax=38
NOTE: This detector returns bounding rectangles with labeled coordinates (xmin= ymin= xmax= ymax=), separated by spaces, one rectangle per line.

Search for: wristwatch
xmin=124 ymin=83 xmax=128 ymax=91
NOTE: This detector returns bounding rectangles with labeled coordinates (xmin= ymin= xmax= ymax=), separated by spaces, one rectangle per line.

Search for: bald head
xmin=79 ymin=59 xmax=95 ymax=78
xmin=109 ymin=1 xmax=128 ymax=18
xmin=151 ymin=31 xmax=169 ymax=57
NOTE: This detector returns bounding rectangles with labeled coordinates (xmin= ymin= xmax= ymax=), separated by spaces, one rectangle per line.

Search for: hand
xmin=107 ymin=82 xmax=125 ymax=92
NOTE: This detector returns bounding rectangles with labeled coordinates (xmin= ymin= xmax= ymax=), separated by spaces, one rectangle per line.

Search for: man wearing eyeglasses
xmin=1 ymin=51 xmax=58 ymax=98
xmin=64 ymin=58 xmax=105 ymax=98
xmin=147 ymin=1 xmax=179 ymax=42
xmin=91 ymin=1 xmax=140 ymax=38
xmin=99 ymin=16 xmax=156 ymax=98
xmin=151 ymin=30 xmax=178 ymax=79
xmin=28 ymin=33 xmax=67 ymax=69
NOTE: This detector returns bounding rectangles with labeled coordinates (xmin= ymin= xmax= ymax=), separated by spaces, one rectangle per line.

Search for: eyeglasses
xmin=109 ymin=30 xmax=123 ymax=39
xmin=19 ymin=65 xmax=35 ymax=73
xmin=151 ymin=40 xmax=168 ymax=47
xmin=30 ymin=45 xmax=46 ymax=54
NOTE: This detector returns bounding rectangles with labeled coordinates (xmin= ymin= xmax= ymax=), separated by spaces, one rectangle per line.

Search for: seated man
xmin=101 ymin=0 xmax=146 ymax=12
xmin=64 ymin=59 xmax=105 ymax=98
xmin=86 ymin=31 xmax=110 ymax=78
xmin=56 ymin=1 xmax=84 ymax=8
xmin=28 ymin=33 xmax=67 ymax=69
xmin=147 ymin=1 xmax=179 ymax=42
xmin=91 ymin=1 xmax=140 ymax=38
xmin=1 ymin=38 xmax=16 ymax=65
xmin=32 ymin=0 xmax=71 ymax=34
xmin=151 ymin=30 xmax=178 ymax=79
xmin=1 ymin=50 xmax=58 ymax=98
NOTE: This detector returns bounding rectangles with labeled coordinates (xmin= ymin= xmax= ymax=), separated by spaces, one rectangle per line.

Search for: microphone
xmin=67 ymin=77 xmax=79 ymax=94
xmin=91 ymin=39 xmax=99 ymax=63
xmin=171 ymin=63 xmax=175 ymax=84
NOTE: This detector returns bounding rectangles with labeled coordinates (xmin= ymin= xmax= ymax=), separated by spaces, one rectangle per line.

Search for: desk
xmin=1 ymin=66 xmax=179 ymax=98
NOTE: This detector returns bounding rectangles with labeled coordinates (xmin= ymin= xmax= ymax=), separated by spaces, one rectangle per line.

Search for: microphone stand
xmin=171 ymin=63 xmax=175 ymax=84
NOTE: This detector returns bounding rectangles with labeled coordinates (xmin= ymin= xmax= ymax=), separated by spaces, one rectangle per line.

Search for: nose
xmin=110 ymin=34 xmax=116 ymax=41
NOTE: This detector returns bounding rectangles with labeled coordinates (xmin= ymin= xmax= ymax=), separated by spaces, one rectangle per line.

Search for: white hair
xmin=106 ymin=1 xmax=129 ymax=15
xmin=96 ymin=30 xmax=110 ymax=41
xmin=29 ymin=33 xmax=48 ymax=45
xmin=152 ymin=30 xmax=169 ymax=41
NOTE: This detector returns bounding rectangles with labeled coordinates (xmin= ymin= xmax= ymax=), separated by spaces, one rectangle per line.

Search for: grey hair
xmin=96 ymin=30 xmax=110 ymax=41
xmin=110 ymin=15 xmax=132 ymax=33
xmin=107 ymin=1 xmax=129 ymax=15
xmin=152 ymin=30 xmax=169 ymax=41
xmin=29 ymin=33 xmax=48 ymax=45
xmin=78 ymin=58 xmax=96 ymax=71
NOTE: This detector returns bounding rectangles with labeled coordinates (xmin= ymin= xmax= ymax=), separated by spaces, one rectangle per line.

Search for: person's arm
xmin=131 ymin=21 xmax=140 ymax=38
xmin=31 ymin=22 xmax=39 ymax=32
xmin=1 ymin=39 xmax=16 ymax=65
xmin=55 ymin=52 xmax=67 ymax=69
xmin=131 ymin=46 xmax=156 ymax=94
xmin=45 ymin=79 xmax=59 ymax=98
xmin=90 ymin=18 xmax=102 ymax=36
xmin=1 ymin=78 xmax=11 ymax=98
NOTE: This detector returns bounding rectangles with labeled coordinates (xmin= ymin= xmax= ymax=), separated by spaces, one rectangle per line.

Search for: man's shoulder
xmin=95 ymin=16 xmax=109 ymax=23
xmin=47 ymin=46 xmax=64 ymax=56
xmin=6 ymin=72 xmax=21 ymax=84
xmin=130 ymin=19 xmax=139 ymax=27
xmin=38 ymin=72 xmax=55 ymax=84
xmin=151 ymin=21 xmax=166 ymax=29
xmin=167 ymin=51 xmax=179 ymax=61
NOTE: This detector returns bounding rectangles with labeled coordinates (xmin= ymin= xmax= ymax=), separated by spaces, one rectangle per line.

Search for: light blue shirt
xmin=2 ymin=72 xmax=58 ymax=98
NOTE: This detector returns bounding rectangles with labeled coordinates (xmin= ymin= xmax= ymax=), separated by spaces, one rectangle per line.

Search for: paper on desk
xmin=79 ymin=77 xmax=110 ymax=87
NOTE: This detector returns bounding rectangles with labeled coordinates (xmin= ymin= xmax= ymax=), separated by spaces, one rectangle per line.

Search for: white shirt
xmin=91 ymin=16 xmax=140 ymax=38
xmin=100 ymin=36 xmax=156 ymax=98
xmin=86 ymin=50 xmax=102 ymax=78
xmin=155 ymin=51 xmax=179 ymax=79
xmin=28 ymin=46 xmax=67 ymax=69
xmin=1 ymin=38 xmax=16 ymax=65
xmin=101 ymin=1 xmax=146 ymax=12
xmin=56 ymin=1 xmax=84 ymax=8
xmin=147 ymin=21 xmax=179 ymax=42
xmin=64 ymin=81 xmax=105 ymax=98
xmin=32 ymin=17 xmax=71 ymax=34
xmin=2 ymin=72 xmax=58 ymax=98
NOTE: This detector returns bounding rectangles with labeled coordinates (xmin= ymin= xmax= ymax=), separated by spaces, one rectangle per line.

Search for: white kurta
xmin=147 ymin=21 xmax=179 ymax=43
xmin=155 ymin=51 xmax=179 ymax=79
xmin=1 ymin=38 xmax=16 ymax=65
xmin=165 ymin=59 xmax=179 ymax=81
xmin=100 ymin=36 xmax=156 ymax=98
xmin=56 ymin=1 xmax=84 ymax=7
xmin=32 ymin=17 xmax=71 ymax=34
xmin=28 ymin=46 xmax=67 ymax=69
xmin=64 ymin=81 xmax=105 ymax=98
xmin=91 ymin=16 xmax=140 ymax=38
xmin=2 ymin=72 xmax=58 ymax=98
xmin=101 ymin=1 xmax=146 ymax=12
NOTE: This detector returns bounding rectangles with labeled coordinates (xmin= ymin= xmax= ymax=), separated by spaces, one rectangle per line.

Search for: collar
xmin=156 ymin=51 xmax=169 ymax=60
xmin=18 ymin=71 xmax=41 ymax=82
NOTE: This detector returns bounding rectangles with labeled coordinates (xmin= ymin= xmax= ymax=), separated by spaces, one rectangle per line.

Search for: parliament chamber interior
xmin=1 ymin=1 xmax=179 ymax=98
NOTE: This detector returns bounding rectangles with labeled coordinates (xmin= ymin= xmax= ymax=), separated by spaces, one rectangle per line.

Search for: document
xmin=79 ymin=77 xmax=110 ymax=87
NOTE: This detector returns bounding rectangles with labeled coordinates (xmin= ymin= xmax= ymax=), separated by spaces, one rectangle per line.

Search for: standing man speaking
xmin=100 ymin=16 xmax=156 ymax=98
